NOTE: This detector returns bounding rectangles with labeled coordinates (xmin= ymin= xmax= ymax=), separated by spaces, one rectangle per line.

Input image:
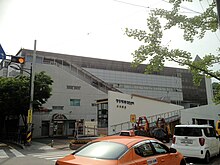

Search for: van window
xmin=203 ymin=128 xmax=216 ymax=137
xmin=174 ymin=127 xmax=202 ymax=136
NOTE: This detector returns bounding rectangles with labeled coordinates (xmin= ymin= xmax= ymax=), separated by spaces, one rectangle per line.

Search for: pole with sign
xmin=130 ymin=114 xmax=136 ymax=130
xmin=26 ymin=40 xmax=37 ymax=145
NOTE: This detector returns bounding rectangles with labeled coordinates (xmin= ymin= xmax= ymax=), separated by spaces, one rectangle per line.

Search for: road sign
xmin=0 ymin=44 xmax=6 ymax=60
xmin=27 ymin=109 xmax=33 ymax=124
xmin=130 ymin=114 xmax=136 ymax=123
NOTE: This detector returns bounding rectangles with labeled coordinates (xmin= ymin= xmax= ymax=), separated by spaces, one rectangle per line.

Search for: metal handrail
xmin=38 ymin=56 xmax=121 ymax=94
xmin=110 ymin=109 xmax=181 ymax=134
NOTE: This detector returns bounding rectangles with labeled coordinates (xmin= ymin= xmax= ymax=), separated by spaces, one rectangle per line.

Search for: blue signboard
xmin=0 ymin=44 xmax=6 ymax=59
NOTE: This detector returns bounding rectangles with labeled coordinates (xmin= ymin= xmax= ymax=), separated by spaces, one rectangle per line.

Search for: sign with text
xmin=130 ymin=114 xmax=136 ymax=123
xmin=27 ymin=109 xmax=33 ymax=124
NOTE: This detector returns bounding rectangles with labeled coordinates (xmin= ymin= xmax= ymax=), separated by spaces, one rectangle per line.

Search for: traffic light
xmin=11 ymin=56 xmax=25 ymax=64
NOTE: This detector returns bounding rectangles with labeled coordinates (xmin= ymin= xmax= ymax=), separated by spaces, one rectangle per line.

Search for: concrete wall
xmin=108 ymin=91 xmax=184 ymax=135
xmin=181 ymin=104 xmax=220 ymax=126
xmin=31 ymin=63 xmax=106 ymax=138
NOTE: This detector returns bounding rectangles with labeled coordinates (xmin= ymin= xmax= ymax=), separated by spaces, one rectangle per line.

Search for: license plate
xmin=180 ymin=139 xmax=193 ymax=144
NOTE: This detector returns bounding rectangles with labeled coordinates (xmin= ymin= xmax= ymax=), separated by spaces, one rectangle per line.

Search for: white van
xmin=171 ymin=125 xmax=220 ymax=163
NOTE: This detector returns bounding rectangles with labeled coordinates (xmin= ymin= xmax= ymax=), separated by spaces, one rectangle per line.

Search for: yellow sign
xmin=27 ymin=109 xmax=33 ymax=124
xmin=130 ymin=114 xmax=136 ymax=123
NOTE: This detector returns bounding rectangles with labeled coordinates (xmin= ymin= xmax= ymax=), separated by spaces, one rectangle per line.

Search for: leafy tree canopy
xmin=125 ymin=0 xmax=220 ymax=103
xmin=0 ymin=71 xmax=53 ymax=117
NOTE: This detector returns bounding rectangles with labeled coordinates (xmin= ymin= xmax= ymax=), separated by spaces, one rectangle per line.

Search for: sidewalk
xmin=1 ymin=136 xmax=96 ymax=150
xmin=30 ymin=137 xmax=72 ymax=150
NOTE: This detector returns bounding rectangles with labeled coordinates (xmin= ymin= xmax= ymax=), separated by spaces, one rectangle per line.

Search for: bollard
xmin=51 ymin=140 xmax=54 ymax=147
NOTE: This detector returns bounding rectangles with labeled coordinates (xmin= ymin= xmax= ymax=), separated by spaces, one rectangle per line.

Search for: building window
xmin=70 ymin=99 xmax=80 ymax=106
xmin=69 ymin=121 xmax=75 ymax=129
xmin=74 ymin=86 xmax=81 ymax=90
xmin=67 ymin=85 xmax=81 ymax=90
xmin=52 ymin=106 xmax=64 ymax=110
xmin=67 ymin=85 xmax=73 ymax=89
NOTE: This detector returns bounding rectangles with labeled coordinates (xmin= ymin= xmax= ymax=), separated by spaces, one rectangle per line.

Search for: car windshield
xmin=74 ymin=141 xmax=128 ymax=160
xmin=174 ymin=127 xmax=202 ymax=136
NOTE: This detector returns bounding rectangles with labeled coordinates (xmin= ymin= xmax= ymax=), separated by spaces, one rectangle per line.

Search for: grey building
xmin=0 ymin=49 xmax=208 ymax=137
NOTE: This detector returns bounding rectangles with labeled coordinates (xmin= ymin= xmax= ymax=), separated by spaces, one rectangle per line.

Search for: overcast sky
xmin=0 ymin=0 xmax=219 ymax=68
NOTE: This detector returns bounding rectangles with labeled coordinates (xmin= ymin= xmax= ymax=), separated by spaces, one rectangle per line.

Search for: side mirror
xmin=169 ymin=147 xmax=177 ymax=153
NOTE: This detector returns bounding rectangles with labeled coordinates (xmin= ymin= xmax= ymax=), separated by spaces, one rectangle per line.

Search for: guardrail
xmin=110 ymin=109 xmax=181 ymax=135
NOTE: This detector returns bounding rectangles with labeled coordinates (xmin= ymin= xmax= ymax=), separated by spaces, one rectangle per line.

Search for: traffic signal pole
xmin=26 ymin=40 xmax=37 ymax=145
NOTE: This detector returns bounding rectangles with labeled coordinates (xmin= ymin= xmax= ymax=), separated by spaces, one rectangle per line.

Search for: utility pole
xmin=26 ymin=40 xmax=37 ymax=145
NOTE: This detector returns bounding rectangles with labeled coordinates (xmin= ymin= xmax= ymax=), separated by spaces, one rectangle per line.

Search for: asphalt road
xmin=1 ymin=139 xmax=220 ymax=165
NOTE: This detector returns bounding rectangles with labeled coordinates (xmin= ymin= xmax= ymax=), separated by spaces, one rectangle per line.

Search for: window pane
xmin=151 ymin=142 xmax=168 ymax=154
xmin=69 ymin=121 xmax=74 ymax=129
xmin=174 ymin=127 xmax=202 ymax=136
xmin=134 ymin=143 xmax=154 ymax=157
xmin=75 ymin=141 xmax=127 ymax=160
xmin=52 ymin=106 xmax=64 ymax=110
xmin=70 ymin=99 xmax=80 ymax=106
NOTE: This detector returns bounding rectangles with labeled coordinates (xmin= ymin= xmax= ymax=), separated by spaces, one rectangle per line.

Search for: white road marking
xmin=9 ymin=148 xmax=25 ymax=157
xmin=29 ymin=150 xmax=72 ymax=162
xmin=0 ymin=149 xmax=9 ymax=158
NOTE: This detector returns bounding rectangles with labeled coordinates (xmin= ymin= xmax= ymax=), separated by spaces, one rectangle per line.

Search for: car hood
xmin=56 ymin=154 xmax=118 ymax=165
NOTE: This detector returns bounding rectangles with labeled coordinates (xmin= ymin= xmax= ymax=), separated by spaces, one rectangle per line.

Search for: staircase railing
xmin=30 ymin=55 xmax=121 ymax=94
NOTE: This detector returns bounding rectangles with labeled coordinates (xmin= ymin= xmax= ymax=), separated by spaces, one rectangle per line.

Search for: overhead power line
xmin=161 ymin=0 xmax=202 ymax=14
xmin=113 ymin=0 xmax=202 ymax=14
xmin=113 ymin=0 xmax=151 ymax=9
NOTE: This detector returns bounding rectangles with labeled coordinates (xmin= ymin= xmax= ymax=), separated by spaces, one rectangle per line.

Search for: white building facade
xmin=107 ymin=91 xmax=184 ymax=135
xmin=0 ymin=49 xmax=214 ymax=138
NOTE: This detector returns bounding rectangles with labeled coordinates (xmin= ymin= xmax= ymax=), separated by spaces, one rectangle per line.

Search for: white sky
xmin=0 ymin=0 xmax=220 ymax=68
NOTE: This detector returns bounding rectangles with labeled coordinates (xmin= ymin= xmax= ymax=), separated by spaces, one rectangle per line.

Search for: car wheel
xmin=204 ymin=151 xmax=210 ymax=164
xmin=180 ymin=159 xmax=186 ymax=165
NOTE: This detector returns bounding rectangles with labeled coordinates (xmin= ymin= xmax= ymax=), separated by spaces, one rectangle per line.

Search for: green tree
xmin=125 ymin=0 xmax=220 ymax=102
xmin=0 ymin=71 xmax=53 ymax=123
xmin=212 ymin=82 xmax=220 ymax=104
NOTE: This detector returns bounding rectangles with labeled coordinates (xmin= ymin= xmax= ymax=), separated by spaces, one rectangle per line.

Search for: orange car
xmin=56 ymin=133 xmax=186 ymax=165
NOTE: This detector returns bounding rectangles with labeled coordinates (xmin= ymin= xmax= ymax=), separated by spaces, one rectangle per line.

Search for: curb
xmin=0 ymin=143 xmax=7 ymax=147
xmin=0 ymin=140 xmax=25 ymax=149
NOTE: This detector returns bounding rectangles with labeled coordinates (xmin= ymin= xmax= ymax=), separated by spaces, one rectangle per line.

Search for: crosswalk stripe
xmin=29 ymin=151 xmax=71 ymax=157
xmin=28 ymin=151 xmax=71 ymax=162
xmin=38 ymin=154 xmax=66 ymax=158
xmin=9 ymin=149 xmax=25 ymax=157
xmin=0 ymin=149 xmax=9 ymax=158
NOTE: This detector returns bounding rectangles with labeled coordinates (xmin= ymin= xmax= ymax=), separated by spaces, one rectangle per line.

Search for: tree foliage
xmin=0 ymin=71 xmax=53 ymax=118
xmin=213 ymin=82 xmax=220 ymax=104
xmin=125 ymin=0 xmax=220 ymax=103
